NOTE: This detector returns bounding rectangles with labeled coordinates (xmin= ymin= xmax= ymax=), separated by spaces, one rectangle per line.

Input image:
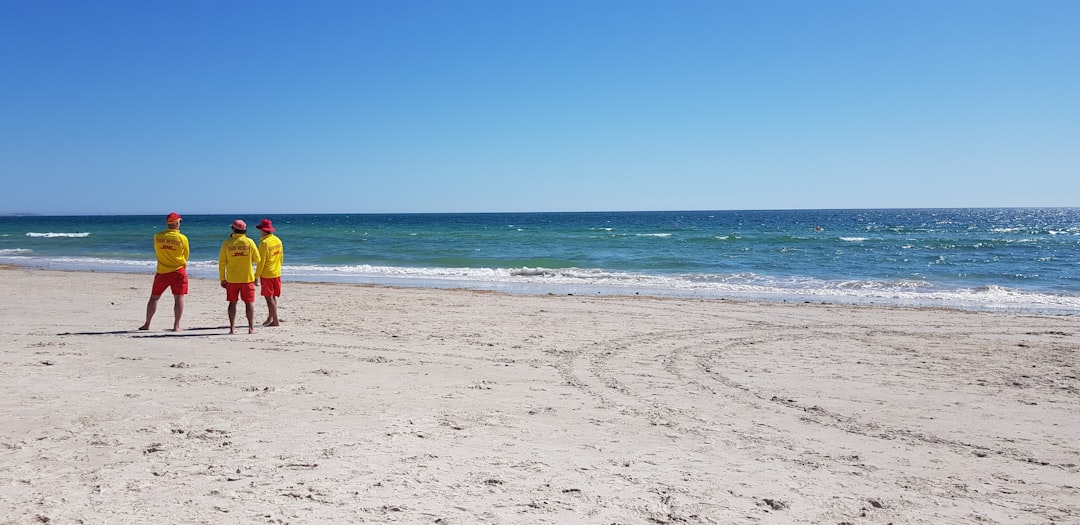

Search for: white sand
xmin=1 ymin=266 xmax=1078 ymax=524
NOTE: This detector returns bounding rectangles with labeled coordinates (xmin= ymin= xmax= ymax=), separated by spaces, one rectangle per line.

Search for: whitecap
xmin=26 ymin=232 xmax=90 ymax=238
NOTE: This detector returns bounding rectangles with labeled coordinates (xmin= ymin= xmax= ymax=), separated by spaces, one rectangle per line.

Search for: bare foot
xmin=248 ymin=327 xmax=256 ymax=334
xmin=229 ymin=327 xmax=237 ymax=334
xmin=262 ymin=320 xmax=279 ymax=327
xmin=171 ymin=327 xmax=182 ymax=332
xmin=138 ymin=325 xmax=150 ymax=331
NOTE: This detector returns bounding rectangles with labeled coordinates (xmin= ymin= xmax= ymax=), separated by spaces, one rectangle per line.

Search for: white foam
xmin=1 ymin=256 xmax=1077 ymax=315
xmin=26 ymin=232 xmax=90 ymax=238
xmin=0 ymin=249 xmax=32 ymax=255
xmin=42 ymin=256 xmax=152 ymax=268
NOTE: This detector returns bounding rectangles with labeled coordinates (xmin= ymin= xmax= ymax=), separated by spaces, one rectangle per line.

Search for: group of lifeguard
xmin=139 ymin=213 xmax=284 ymax=334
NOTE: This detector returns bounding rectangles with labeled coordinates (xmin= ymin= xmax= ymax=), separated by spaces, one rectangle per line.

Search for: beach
xmin=1 ymin=266 xmax=1078 ymax=524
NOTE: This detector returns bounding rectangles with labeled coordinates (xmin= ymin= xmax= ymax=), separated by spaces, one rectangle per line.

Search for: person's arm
xmin=151 ymin=233 xmax=161 ymax=266
xmin=218 ymin=241 xmax=227 ymax=287
xmin=255 ymin=240 xmax=268 ymax=282
xmin=250 ymin=239 xmax=261 ymax=282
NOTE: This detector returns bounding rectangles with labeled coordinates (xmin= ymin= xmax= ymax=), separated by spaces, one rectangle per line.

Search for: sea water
xmin=1 ymin=209 xmax=1078 ymax=314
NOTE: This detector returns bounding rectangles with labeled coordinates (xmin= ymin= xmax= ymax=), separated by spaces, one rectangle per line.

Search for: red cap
xmin=256 ymin=218 xmax=275 ymax=232
xmin=166 ymin=212 xmax=182 ymax=224
xmin=231 ymin=219 xmax=247 ymax=230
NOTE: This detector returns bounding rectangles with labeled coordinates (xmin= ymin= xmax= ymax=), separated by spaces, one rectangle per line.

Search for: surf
xmin=26 ymin=232 xmax=90 ymax=238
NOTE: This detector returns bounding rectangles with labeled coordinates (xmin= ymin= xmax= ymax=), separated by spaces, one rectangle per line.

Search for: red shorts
xmin=151 ymin=268 xmax=188 ymax=296
xmin=260 ymin=277 xmax=282 ymax=297
xmin=226 ymin=282 xmax=256 ymax=303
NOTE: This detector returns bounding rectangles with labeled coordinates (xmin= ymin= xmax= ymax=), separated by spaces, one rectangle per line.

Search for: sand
xmin=0 ymin=266 xmax=1077 ymax=524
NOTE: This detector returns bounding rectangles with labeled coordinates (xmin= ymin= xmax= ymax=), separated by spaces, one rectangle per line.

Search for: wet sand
xmin=1 ymin=266 xmax=1078 ymax=524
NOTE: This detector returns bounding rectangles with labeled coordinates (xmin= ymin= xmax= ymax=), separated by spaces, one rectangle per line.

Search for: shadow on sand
xmin=60 ymin=326 xmax=231 ymax=337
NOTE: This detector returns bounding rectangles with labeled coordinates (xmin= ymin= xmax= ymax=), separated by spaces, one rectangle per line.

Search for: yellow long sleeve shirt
xmin=256 ymin=234 xmax=283 ymax=279
xmin=153 ymin=228 xmax=189 ymax=274
xmin=219 ymin=233 xmax=260 ymax=283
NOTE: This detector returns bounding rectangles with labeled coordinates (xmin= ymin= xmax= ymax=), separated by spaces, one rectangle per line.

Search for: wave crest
xmin=26 ymin=232 xmax=90 ymax=238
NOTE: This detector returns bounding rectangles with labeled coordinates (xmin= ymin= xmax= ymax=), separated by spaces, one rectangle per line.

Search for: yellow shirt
xmin=153 ymin=228 xmax=189 ymax=274
xmin=218 ymin=233 xmax=261 ymax=283
xmin=256 ymin=233 xmax=283 ymax=279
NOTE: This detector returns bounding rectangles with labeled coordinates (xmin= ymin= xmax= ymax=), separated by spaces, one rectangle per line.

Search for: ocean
xmin=1 ymin=209 xmax=1078 ymax=314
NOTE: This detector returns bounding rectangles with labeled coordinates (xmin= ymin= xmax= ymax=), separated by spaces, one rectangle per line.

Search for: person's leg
xmin=139 ymin=295 xmax=161 ymax=330
xmin=227 ymin=301 xmax=238 ymax=334
xmin=263 ymin=296 xmax=279 ymax=326
xmin=245 ymin=301 xmax=256 ymax=334
xmin=172 ymin=294 xmax=185 ymax=332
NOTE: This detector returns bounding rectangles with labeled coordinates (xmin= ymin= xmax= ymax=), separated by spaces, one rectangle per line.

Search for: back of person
xmin=257 ymin=233 xmax=283 ymax=278
xmin=220 ymin=233 xmax=259 ymax=283
xmin=154 ymin=228 xmax=189 ymax=274
xmin=140 ymin=212 xmax=188 ymax=332
xmin=255 ymin=218 xmax=284 ymax=327
xmin=218 ymin=219 xmax=262 ymax=334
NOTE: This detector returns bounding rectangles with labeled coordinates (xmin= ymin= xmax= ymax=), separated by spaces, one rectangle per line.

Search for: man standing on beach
xmin=254 ymin=218 xmax=284 ymax=327
xmin=140 ymin=212 xmax=189 ymax=332
xmin=218 ymin=219 xmax=261 ymax=334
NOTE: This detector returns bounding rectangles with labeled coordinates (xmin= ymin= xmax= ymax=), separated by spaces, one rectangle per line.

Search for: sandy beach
xmin=1 ymin=266 xmax=1077 ymax=524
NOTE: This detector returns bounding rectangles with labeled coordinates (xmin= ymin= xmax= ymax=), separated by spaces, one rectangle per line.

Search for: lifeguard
xmin=139 ymin=212 xmax=189 ymax=332
xmin=218 ymin=219 xmax=261 ymax=334
xmin=255 ymin=218 xmax=284 ymax=327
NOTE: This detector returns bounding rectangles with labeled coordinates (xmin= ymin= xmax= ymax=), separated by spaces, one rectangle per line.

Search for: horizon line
xmin=2 ymin=205 xmax=1079 ymax=218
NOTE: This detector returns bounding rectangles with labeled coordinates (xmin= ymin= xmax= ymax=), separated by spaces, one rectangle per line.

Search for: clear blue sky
xmin=2 ymin=1 xmax=1077 ymax=214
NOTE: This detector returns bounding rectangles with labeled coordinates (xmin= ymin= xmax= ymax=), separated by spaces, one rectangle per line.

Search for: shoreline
xmin=3 ymin=259 xmax=1079 ymax=316
xmin=1 ymin=267 xmax=1078 ymax=523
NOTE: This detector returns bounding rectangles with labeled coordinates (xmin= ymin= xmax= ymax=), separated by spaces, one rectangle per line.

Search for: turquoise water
xmin=2 ymin=209 xmax=1078 ymax=313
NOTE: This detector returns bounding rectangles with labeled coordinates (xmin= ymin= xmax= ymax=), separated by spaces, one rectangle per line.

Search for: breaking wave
xmin=26 ymin=232 xmax=90 ymax=238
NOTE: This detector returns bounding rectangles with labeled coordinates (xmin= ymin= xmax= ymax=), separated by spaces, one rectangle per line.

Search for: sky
xmin=1 ymin=1 xmax=1077 ymax=215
